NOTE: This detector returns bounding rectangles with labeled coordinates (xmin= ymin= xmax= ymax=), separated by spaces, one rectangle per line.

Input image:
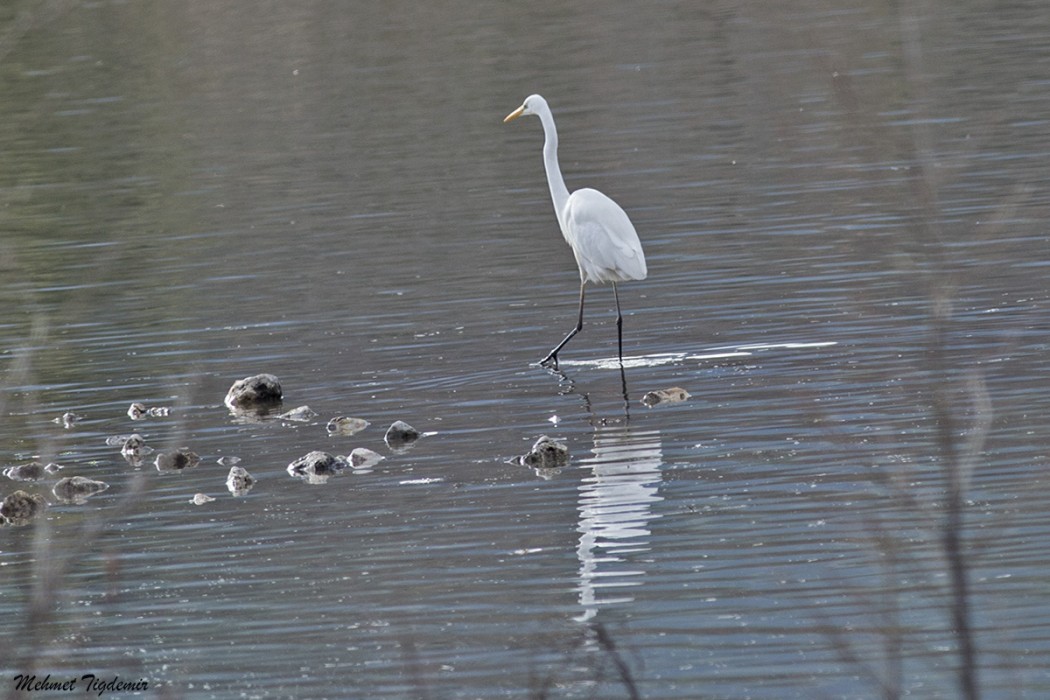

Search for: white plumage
xmin=563 ymin=188 xmax=647 ymax=284
xmin=504 ymin=94 xmax=647 ymax=368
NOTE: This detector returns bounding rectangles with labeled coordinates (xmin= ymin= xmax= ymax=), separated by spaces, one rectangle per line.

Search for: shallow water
xmin=2 ymin=1 xmax=1050 ymax=698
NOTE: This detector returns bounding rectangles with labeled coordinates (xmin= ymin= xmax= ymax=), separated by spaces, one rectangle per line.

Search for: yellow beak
xmin=503 ymin=105 xmax=525 ymax=123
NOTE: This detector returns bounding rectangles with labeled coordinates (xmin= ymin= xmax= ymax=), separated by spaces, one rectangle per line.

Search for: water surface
xmin=1 ymin=2 xmax=1049 ymax=698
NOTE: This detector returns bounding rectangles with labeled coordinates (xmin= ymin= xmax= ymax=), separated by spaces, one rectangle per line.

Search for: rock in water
xmin=384 ymin=421 xmax=420 ymax=451
xmin=347 ymin=447 xmax=384 ymax=468
xmin=1 ymin=490 xmax=46 ymax=525
xmin=287 ymin=451 xmax=347 ymax=484
xmin=226 ymin=466 xmax=256 ymax=496
xmin=518 ymin=435 xmax=569 ymax=469
xmin=641 ymin=387 xmax=691 ymax=407
xmin=119 ymin=434 xmax=153 ymax=467
xmin=56 ymin=412 xmax=82 ymax=428
xmin=155 ymin=449 xmax=201 ymax=472
xmin=129 ymin=403 xmax=171 ymax=419
xmin=224 ymin=374 xmax=283 ymax=410
xmin=191 ymin=493 xmax=215 ymax=505
xmin=52 ymin=476 xmax=109 ymax=504
xmin=278 ymin=405 xmax=318 ymax=422
xmin=120 ymin=434 xmax=148 ymax=460
xmin=326 ymin=416 xmax=369 ymax=436
xmin=3 ymin=462 xmax=48 ymax=482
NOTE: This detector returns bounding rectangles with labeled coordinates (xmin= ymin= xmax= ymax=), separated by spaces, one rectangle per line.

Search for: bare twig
xmin=897 ymin=3 xmax=982 ymax=696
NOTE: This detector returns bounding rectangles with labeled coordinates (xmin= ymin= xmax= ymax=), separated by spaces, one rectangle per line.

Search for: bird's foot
xmin=538 ymin=352 xmax=559 ymax=370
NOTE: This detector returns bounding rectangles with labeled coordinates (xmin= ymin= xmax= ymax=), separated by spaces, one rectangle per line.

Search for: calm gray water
xmin=2 ymin=1 xmax=1049 ymax=698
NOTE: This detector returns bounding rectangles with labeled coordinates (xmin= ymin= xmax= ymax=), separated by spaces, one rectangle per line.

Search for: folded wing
xmin=562 ymin=188 xmax=647 ymax=284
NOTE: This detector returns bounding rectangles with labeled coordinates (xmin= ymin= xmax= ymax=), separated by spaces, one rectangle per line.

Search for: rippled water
xmin=2 ymin=1 xmax=1049 ymax=698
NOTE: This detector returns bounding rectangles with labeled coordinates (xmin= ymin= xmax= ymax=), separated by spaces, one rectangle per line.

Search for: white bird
xmin=504 ymin=94 xmax=647 ymax=369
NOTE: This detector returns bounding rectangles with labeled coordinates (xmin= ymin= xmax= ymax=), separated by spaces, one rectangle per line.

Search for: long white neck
xmin=538 ymin=107 xmax=570 ymax=223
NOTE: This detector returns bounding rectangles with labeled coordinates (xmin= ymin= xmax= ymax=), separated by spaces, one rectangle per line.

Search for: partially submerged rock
xmin=226 ymin=466 xmax=255 ymax=496
xmin=326 ymin=416 xmax=369 ymax=436
xmin=278 ymin=405 xmax=318 ymax=423
xmin=287 ymin=450 xmax=345 ymax=475
xmin=122 ymin=435 xmax=147 ymax=454
xmin=224 ymin=373 xmax=283 ymax=411
xmin=287 ymin=450 xmax=347 ymax=484
xmin=55 ymin=412 xmax=82 ymax=428
xmin=119 ymin=434 xmax=153 ymax=466
xmin=155 ymin=449 xmax=201 ymax=472
xmin=518 ymin=435 xmax=569 ymax=470
xmin=3 ymin=462 xmax=61 ymax=482
xmin=52 ymin=476 xmax=109 ymax=504
xmin=641 ymin=387 xmax=691 ymax=408
xmin=191 ymin=493 xmax=215 ymax=505
xmin=128 ymin=402 xmax=172 ymax=420
xmin=1 ymin=490 xmax=46 ymax=525
xmin=347 ymin=447 xmax=384 ymax=469
xmin=384 ymin=420 xmax=420 ymax=452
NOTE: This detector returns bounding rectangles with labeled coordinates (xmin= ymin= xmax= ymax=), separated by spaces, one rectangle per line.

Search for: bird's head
xmin=504 ymin=94 xmax=548 ymax=123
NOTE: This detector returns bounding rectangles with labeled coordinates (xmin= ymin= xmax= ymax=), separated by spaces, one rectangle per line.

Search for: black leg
xmin=611 ymin=283 xmax=632 ymax=417
xmin=619 ymin=361 xmax=631 ymax=420
xmin=540 ymin=282 xmax=586 ymax=369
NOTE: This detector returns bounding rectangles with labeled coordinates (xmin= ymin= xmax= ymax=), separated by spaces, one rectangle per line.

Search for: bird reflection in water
xmin=574 ymin=423 xmax=664 ymax=622
xmin=548 ymin=366 xmax=665 ymax=623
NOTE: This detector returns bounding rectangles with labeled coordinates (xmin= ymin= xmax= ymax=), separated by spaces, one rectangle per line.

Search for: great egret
xmin=504 ymin=94 xmax=647 ymax=369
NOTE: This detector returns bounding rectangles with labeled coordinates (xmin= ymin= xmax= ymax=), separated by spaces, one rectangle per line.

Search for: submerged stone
xmin=55 ymin=412 xmax=82 ymax=428
xmin=287 ymin=450 xmax=345 ymax=475
xmin=1 ymin=490 xmax=46 ymax=525
xmin=120 ymin=434 xmax=147 ymax=456
xmin=518 ymin=435 xmax=569 ymax=470
xmin=224 ymin=373 xmax=283 ymax=410
xmin=347 ymin=447 xmax=384 ymax=468
xmin=641 ymin=387 xmax=691 ymax=408
xmin=3 ymin=462 xmax=49 ymax=482
xmin=384 ymin=420 xmax=420 ymax=451
xmin=52 ymin=476 xmax=109 ymax=504
xmin=278 ymin=405 xmax=318 ymax=423
xmin=287 ymin=451 xmax=347 ymax=484
xmin=129 ymin=403 xmax=171 ymax=419
xmin=326 ymin=416 xmax=369 ymax=436
xmin=226 ymin=466 xmax=256 ymax=496
xmin=119 ymin=433 xmax=154 ymax=467
xmin=155 ymin=449 xmax=201 ymax=472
